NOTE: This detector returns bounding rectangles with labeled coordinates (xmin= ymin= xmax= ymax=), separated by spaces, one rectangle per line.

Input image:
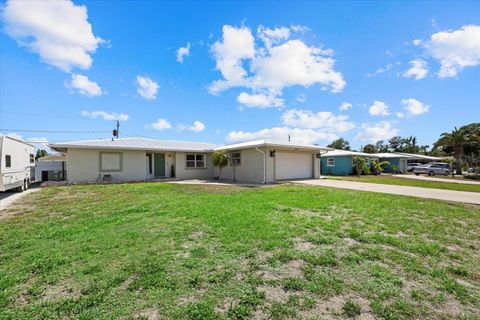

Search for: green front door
xmin=154 ymin=153 xmax=165 ymax=177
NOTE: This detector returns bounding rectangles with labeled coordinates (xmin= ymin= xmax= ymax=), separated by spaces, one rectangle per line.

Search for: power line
xmin=0 ymin=128 xmax=111 ymax=133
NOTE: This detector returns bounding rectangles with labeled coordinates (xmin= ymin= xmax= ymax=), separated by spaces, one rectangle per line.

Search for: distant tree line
xmin=327 ymin=122 xmax=480 ymax=174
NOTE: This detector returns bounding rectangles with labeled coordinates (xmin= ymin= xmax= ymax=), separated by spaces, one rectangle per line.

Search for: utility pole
xmin=288 ymin=134 xmax=291 ymax=142
xmin=112 ymin=120 xmax=120 ymax=140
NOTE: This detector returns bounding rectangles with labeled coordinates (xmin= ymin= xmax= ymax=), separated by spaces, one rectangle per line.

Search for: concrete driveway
xmin=0 ymin=186 xmax=40 ymax=211
xmin=292 ymin=179 xmax=480 ymax=205
xmin=395 ymin=174 xmax=480 ymax=185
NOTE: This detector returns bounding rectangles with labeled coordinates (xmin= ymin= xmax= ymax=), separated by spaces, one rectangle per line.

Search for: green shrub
xmin=353 ymin=157 xmax=366 ymax=176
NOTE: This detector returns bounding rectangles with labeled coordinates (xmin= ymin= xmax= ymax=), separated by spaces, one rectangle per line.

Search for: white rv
xmin=0 ymin=136 xmax=35 ymax=192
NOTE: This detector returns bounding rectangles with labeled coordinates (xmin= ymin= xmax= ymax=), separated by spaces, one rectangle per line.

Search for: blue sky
xmin=1 ymin=0 xmax=479 ymax=150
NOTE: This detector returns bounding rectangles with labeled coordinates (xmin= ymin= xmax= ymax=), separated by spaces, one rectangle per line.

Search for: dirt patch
xmin=188 ymin=231 xmax=205 ymax=240
xmin=258 ymin=259 xmax=306 ymax=281
xmin=446 ymin=244 xmax=462 ymax=252
xmin=344 ymin=237 xmax=360 ymax=246
xmin=293 ymin=237 xmax=317 ymax=251
xmin=257 ymin=285 xmax=290 ymax=303
xmin=134 ymin=307 xmax=160 ymax=320
xmin=42 ymin=283 xmax=79 ymax=302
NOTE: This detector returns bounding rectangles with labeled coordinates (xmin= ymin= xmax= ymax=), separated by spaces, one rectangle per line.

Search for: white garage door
xmin=275 ymin=152 xmax=313 ymax=180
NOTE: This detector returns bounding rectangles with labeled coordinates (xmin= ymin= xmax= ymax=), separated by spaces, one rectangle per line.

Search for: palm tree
xmin=211 ymin=150 xmax=229 ymax=180
xmin=434 ymin=127 xmax=469 ymax=174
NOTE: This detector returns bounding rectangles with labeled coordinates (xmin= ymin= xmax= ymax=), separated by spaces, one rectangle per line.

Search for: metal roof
xmin=214 ymin=139 xmax=332 ymax=151
xmin=37 ymin=154 xmax=66 ymax=161
xmin=49 ymin=137 xmax=331 ymax=153
xmin=395 ymin=152 xmax=441 ymax=161
xmin=49 ymin=138 xmax=219 ymax=152
xmin=373 ymin=152 xmax=409 ymax=158
xmin=323 ymin=149 xmax=375 ymax=157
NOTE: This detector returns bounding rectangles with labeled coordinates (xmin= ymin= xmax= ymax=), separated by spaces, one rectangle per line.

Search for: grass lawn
xmin=327 ymin=175 xmax=480 ymax=193
xmin=1 ymin=183 xmax=479 ymax=319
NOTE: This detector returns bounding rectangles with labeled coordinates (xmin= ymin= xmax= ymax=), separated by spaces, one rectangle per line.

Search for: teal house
xmin=320 ymin=150 xmax=377 ymax=176
xmin=374 ymin=153 xmax=409 ymax=173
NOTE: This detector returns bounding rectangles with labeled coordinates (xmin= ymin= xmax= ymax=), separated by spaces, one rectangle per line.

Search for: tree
xmin=35 ymin=149 xmax=49 ymax=160
xmin=327 ymin=138 xmax=351 ymax=150
xmin=352 ymin=157 xmax=366 ymax=176
xmin=434 ymin=125 xmax=479 ymax=174
xmin=375 ymin=140 xmax=389 ymax=153
xmin=362 ymin=144 xmax=377 ymax=154
xmin=388 ymin=136 xmax=403 ymax=152
xmin=211 ymin=150 xmax=229 ymax=179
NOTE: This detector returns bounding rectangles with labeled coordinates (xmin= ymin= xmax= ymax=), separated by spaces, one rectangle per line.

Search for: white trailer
xmin=0 ymin=136 xmax=35 ymax=192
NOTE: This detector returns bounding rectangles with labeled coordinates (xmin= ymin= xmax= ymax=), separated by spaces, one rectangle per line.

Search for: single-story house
xmin=214 ymin=139 xmax=330 ymax=183
xmin=373 ymin=153 xmax=409 ymax=173
xmin=320 ymin=150 xmax=378 ymax=176
xmin=49 ymin=138 xmax=330 ymax=184
xmin=35 ymin=154 xmax=67 ymax=182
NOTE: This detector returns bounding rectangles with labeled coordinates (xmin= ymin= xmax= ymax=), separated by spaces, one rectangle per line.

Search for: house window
xmin=230 ymin=152 xmax=241 ymax=166
xmin=327 ymin=158 xmax=335 ymax=167
xmin=5 ymin=155 xmax=11 ymax=168
xmin=186 ymin=154 xmax=206 ymax=168
xmin=30 ymin=154 xmax=35 ymax=163
xmin=100 ymin=152 xmax=123 ymax=172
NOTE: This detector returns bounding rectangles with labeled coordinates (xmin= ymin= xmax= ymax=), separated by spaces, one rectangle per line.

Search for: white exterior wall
xmin=216 ymin=147 xmax=266 ymax=184
xmin=35 ymin=160 xmax=64 ymax=181
xmin=175 ymin=152 xmax=214 ymax=180
xmin=214 ymin=147 xmax=319 ymax=184
xmin=67 ymin=148 xmax=147 ymax=183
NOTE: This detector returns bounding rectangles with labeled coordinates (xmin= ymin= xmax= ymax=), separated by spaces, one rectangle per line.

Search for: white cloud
xmin=150 ymin=118 xmax=171 ymax=130
xmin=2 ymin=0 xmax=103 ymax=72
xmin=412 ymin=39 xmax=422 ymax=46
xmin=425 ymin=25 xmax=480 ymax=77
xmin=281 ymin=109 xmax=355 ymax=133
xmin=396 ymin=112 xmax=405 ymax=118
xmin=368 ymin=101 xmax=390 ymax=116
xmin=401 ymin=98 xmax=430 ymax=116
xmin=81 ymin=110 xmax=129 ymax=121
xmin=136 ymin=76 xmax=160 ymax=100
xmin=249 ymin=39 xmax=345 ymax=93
xmin=178 ymin=121 xmax=206 ymax=132
xmin=66 ymin=74 xmax=103 ymax=97
xmin=403 ymin=59 xmax=428 ymax=80
xmin=209 ymin=24 xmax=345 ymax=106
xmin=227 ymin=127 xmax=337 ymax=145
xmin=176 ymin=42 xmax=191 ymax=63
xmin=237 ymin=92 xmax=284 ymax=108
xmin=209 ymin=25 xmax=255 ymax=94
xmin=354 ymin=121 xmax=400 ymax=143
xmin=257 ymin=25 xmax=291 ymax=48
xmin=339 ymin=102 xmax=352 ymax=111
xmin=296 ymin=94 xmax=307 ymax=103
xmin=366 ymin=63 xmax=393 ymax=77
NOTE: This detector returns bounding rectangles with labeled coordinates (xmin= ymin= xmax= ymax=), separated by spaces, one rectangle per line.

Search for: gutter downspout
xmin=255 ymin=147 xmax=266 ymax=184
xmin=319 ymin=150 xmax=330 ymax=179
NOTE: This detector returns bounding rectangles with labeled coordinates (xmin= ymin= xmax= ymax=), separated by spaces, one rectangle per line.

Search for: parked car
xmin=406 ymin=162 xmax=422 ymax=172
xmin=413 ymin=162 xmax=450 ymax=176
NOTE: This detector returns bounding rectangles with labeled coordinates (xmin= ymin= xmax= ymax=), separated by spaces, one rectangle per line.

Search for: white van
xmin=0 ymin=136 xmax=35 ymax=192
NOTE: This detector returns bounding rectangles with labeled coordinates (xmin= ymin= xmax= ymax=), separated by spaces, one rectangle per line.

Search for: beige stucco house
xmin=49 ymin=138 xmax=331 ymax=184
